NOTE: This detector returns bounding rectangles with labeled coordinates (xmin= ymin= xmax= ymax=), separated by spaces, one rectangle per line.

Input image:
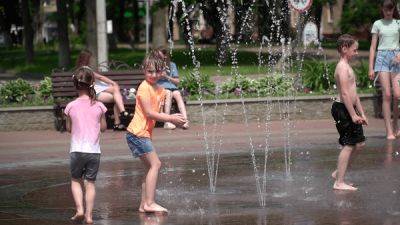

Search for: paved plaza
xmin=1 ymin=118 xmax=400 ymax=225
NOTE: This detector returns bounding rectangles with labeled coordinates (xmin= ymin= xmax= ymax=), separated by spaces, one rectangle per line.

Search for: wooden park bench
xmin=51 ymin=69 xmax=186 ymax=131
xmin=51 ymin=70 xmax=144 ymax=131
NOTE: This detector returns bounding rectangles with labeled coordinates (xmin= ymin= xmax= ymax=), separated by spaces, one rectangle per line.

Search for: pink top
xmin=65 ymin=97 xmax=107 ymax=153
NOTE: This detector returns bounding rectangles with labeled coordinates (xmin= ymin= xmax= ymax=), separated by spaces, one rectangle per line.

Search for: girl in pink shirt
xmin=65 ymin=67 xmax=107 ymax=224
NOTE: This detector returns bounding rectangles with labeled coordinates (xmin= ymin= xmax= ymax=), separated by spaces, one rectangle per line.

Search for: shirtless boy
xmin=331 ymin=34 xmax=368 ymax=191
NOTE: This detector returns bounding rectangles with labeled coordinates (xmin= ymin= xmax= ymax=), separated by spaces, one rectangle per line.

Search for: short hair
xmin=142 ymin=50 xmax=166 ymax=71
xmin=337 ymin=34 xmax=357 ymax=53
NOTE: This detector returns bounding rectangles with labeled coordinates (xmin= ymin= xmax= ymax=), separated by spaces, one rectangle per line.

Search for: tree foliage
xmin=340 ymin=0 xmax=380 ymax=36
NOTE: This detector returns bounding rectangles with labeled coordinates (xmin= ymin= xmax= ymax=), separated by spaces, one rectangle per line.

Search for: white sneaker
xmin=164 ymin=122 xmax=176 ymax=130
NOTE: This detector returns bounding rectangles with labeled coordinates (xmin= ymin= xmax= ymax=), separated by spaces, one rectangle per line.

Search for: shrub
xmin=221 ymin=74 xmax=255 ymax=94
xmin=0 ymin=79 xmax=34 ymax=103
xmin=302 ymin=60 xmax=335 ymax=92
xmin=255 ymin=75 xmax=294 ymax=96
xmin=180 ymin=70 xmax=216 ymax=95
xmin=37 ymin=76 xmax=52 ymax=99
xmin=354 ymin=61 xmax=371 ymax=89
xmin=221 ymin=74 xmax=294 ymax=96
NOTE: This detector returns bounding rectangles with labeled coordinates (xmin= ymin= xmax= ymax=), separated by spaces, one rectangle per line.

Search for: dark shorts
xmin=331 ymin=102 xmax=365 ymax=146
xmin=126 ymin=132 xmax=154 ymax=158
xmin=70 ymin=152 xmax=101 ymax=181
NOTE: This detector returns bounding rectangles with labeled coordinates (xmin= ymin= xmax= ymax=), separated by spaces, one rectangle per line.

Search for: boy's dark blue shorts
xmin=331 ymin=101 xmax=365 ymax=146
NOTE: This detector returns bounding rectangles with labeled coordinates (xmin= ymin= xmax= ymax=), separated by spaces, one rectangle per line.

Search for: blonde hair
xmin=142 ymin=50 xmax=167 ymax=72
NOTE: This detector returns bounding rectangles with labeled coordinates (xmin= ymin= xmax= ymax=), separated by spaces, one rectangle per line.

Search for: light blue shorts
xmin=374 ymin=50 xmax=400 ymax=73
xmin=126 ymin=132 xmax=153 ymax=158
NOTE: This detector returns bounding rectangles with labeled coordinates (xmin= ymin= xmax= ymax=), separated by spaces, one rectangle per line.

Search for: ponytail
xmin=72 ymin=67 xmax=97 ymax=105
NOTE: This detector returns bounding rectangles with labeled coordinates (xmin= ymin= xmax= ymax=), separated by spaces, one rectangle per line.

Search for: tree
xmin=21 ymin=0 xmax=34 ymax=63
xmin=86 ymin=0 xmax=98 ymax=67
xmin=56 ymin=0 xmax=71 ymax=68
xmin=152 ymin=5 xmax=168 ymax=48
xmin=340 ymin=0 xmax=379 ymax=38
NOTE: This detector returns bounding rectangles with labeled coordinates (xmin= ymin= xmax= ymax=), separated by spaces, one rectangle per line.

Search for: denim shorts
xmin=126 ymin=132 xmax=153 ymax=157
xmin=375 ymin=50 xmax=400 ymax=73
xmin=70 ymin=152 xmax=101 ymax=181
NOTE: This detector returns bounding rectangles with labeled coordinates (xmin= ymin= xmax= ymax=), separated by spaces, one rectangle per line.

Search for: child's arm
xmin=100 ymin=113 xmax=107 ymax=132
xmin=66 ymin=115 xmax=72 ymax=133
xmin=94 ymin=72 xmax=117 ymax=86
xmin=368 ymin=34 xmax=378 ymax=80
xmin=138 ymin=95 xmax=186 ymax=126
xmin=355 ymin=97 xmax=368 ymax=125
xmin=337 ymin=66 xmax=363 ymax=124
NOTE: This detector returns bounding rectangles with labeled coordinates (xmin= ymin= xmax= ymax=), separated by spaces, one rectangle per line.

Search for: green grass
xmin=0 ymin=47 xmax=274 ymax=78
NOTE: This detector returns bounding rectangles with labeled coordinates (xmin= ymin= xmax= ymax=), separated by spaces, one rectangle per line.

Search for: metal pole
xmin=146 ymin=0 xmax=149 ymax=54
xmin=97 ymin=0 xmax=108 ymax=71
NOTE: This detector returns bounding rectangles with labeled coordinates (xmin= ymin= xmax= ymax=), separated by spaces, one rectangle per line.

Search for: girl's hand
xmin=368 ymin=69 xmax=375 ymax=81
xmin=170 ymin=113 xmax=186 ymax=127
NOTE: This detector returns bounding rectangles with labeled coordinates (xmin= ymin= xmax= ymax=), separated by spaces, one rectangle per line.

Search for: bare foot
xmin=396 ymin=131 xmax=400 ymax=138
xmin=85 ymin=217 xmax=93 ymax=224
xmin=331 ymin=170 xmax=354 ymax=186
xmin=139 ymin=204 xmax=145 ymax=213
xmin=70 ymin=213 xmax=84 ymax=222
xmin=387 ymin=134 xmax=396 ymax=140
xmin=144 ymin=202 xmax=168 ymax=213
xmin=333 ymin=182 xmax=358 ymax=191
xmin=331 ymin=170 xmax=337 ymax=180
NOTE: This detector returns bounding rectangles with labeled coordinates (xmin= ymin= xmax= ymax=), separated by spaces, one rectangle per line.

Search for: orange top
xmin=127 ymin=80 xmax=165 ymax=138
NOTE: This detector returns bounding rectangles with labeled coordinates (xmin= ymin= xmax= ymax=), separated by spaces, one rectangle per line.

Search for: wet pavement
xmin=1 ymin=119 xmax=400 ymax=225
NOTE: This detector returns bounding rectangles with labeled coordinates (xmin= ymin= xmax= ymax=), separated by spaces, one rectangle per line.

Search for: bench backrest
xmin=51 ymin=70 xmax=145 ymax=102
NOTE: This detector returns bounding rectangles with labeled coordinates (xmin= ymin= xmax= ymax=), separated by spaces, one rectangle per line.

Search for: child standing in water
xmin=126 ymin=51 xmax=186 ymax=212
xmin=369 ymin=0 xmax=400 ymax=139
xmin=65 ymin=67 xmax=107 ymax=223
xmin=331 ymin=34 xmax=368 ymax=191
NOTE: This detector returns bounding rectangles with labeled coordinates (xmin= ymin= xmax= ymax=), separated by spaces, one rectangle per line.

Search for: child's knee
xmin=151 ymin=159 xmax=162 ymax=170
xmin=356 ymin=142 xmax=365 ymax=149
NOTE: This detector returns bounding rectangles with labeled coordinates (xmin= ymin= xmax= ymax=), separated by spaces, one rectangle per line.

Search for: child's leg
xmin=334 ymin=145 xmax=357 ymax=190
xmin=70 ymin=178 xmax=85 ymax=220
xmin=84 ymin=180 xmax=96 ymax=224
xmin=173 ymin=90 xmax=189 ymax=129
xmin=172 ymin=90 xmax=187 ymax=119
xmin=164 ymin=90 xmax=173 ymax=115
xmin=139 ymin=160 xmax=150 ymax=213
xmin=140 ymin=152 xmax=168 ymax=212
xmin=379 ymin=72 xmax=396 ymax=139
xmin=391 ymin=73 xmax=400 ymax=136
xmin=114 ymin=103 xmax=121 ymax=125
xmin=104 ymin=84 xmax=126 ymax=113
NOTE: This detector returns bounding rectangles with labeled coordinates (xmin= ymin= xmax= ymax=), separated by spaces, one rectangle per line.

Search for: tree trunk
xmin=133 ymin=0 xmax=140 ymax=43
xmin=32 ymin=0 xmax=43 ymax=44
xmin=76 ymin=0 xmax=86 ymax=34
xmin=21 ymin=0 xmax=34 ymax=63
xmin=56 ymin=0 xmax=71 ymax=68
xmin=86 ymin=0 xmax=98 ymax=68
xmin=152 ymin=6 xmax=168 ymax=48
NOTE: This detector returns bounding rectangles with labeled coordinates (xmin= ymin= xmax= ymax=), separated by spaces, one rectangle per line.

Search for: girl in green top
xmin=369 ymin=0 xmax=400 ymax=139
